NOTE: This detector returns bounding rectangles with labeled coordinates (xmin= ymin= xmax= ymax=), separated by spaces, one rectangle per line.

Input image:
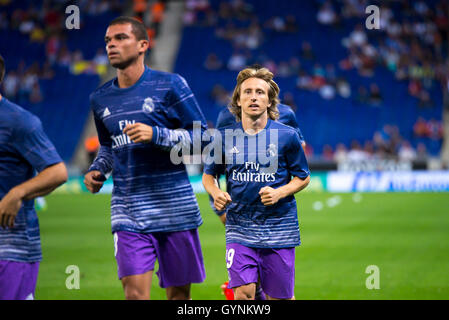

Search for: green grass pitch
xmin=35 ymin=192 xmax=449 ymax=300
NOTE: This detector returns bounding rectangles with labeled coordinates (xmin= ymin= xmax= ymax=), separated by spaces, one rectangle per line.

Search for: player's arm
xmin=212 ymin=109 xmax=232 ymax=224
xmin=123 ymin=74 xmax=208 ymax=152
xmin=1 ymin=114 xmax=67 ymax=228
xmin=260 ymin=130 xmax=310 ymax=206
xmin=0 ymin=162 xmax=68 ymax=227
xmin=283 ymin=106 xmax=306 ymax=149
xmin=202 ymin=173 xmax=231 ymax=211
xmin=259 ymin=176 xmax=310 ymax=206
xmin=84 ymin=106 xmax=113 ymax=194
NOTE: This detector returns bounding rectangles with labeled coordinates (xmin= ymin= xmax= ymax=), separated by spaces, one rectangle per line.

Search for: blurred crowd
xmin=0 ymin=0 xmax=125 ymax=104
xmin=331 ymin=0 xmax=449 ymax=109
xmin=185 ymin=0 xmax=448 ymax=160
xmin=195 ymin=0 xmax=448 ymax=109
xmin=132 ymin=0 xmax=167 ymax=48
xmin=310 ymin=119 xmax=444 ymax=163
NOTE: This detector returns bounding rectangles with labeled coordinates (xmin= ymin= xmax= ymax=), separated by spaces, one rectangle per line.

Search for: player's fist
xmin=213 ymin=191 xmax=232 ymax=211
xmin=123 ymin=123 xmax=153 ymax=144
xmin=259 ymin=186 xmax=281 ymax=206
xmin=84 ymin=170 xmax=106 ymax=194
xmin=0 ymin=187 xmax=23 ymax=228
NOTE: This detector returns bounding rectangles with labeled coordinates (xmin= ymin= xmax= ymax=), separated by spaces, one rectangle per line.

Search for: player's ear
xmin=139 ymin=39 xmax=149 ymax=53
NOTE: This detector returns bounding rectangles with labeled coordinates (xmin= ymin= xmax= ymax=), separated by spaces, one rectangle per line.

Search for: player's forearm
xmin=88 ymin=145 xmax=113 ymax=176
xmin=202 ymin=173 xmax=222 ymax=199
xmin=13 ymin=162 xmax=68 ymax=201
xmin=276 ymin=176 xmax=310 ymax=199
xmin=152 ymin=123 xmax=207 ymax=153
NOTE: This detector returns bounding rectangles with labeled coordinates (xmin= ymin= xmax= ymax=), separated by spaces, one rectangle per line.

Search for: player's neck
xmin=241 ymin=112 xmax=268 ymax=135
xmin=116 ymin=62 xmax=145 ymax=89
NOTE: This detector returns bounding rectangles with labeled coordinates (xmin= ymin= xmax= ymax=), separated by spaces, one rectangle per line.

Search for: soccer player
xmin=213 ymin=103 xmax=306 ymax=225
xmin=202 ymin=67 xmax=310 ymax=300
xmin=83 ymin=17 xmax=207 ymax=300
xmin=213 ymin=69 xmax=308 ymax=300
xmin=211 ymin=65 xmax=306 ymax=226
xmin=0 ymin=54 xmax=68 ymax=300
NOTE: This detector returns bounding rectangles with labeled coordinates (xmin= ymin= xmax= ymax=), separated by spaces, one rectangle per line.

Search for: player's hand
xmin=259 ymin=186 xmax=281 ymax=206
xmin=123 ymin=123 xmax=153 ymax=144
xmin=0 ymin=187 xmax=23 ymax=229
xmin=84 ymin=170 xmax=105 ymax=194
xmin=213 ymin=191 xmax=232 ymax=211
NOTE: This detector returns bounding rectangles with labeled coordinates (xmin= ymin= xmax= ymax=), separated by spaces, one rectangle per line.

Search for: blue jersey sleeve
xmin=282 ymin=107 xmax=305 ymax=144
xmin=216 ymin=108 xmax=236 ymax=129
xmin=285 ymin=131 xmax=310 ymax=179
xmin=13 ymin=114 xmax=62 ymax=172
xmin=88 ymin=98 xmax=113 ymax=176
xmin=151 ymin=74 xmax=207 ymax=152
xmin=203 ymin=130 xmax=225 ymax=176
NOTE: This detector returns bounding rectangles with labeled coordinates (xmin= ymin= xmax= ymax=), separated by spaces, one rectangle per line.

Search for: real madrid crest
xmin=267 ymin=143 xmax=277 ymax=157
xmin=142 ymin=97 xmax=155 ymax=114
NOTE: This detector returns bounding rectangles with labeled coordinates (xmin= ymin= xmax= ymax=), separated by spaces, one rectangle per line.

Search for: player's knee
xmin=234 ymin=289 xmax=255 ymax=300
xmin=124 ymin=287 xmax=148 ymax=300
xmin=167 ymin=285 xmax=190 ymax=300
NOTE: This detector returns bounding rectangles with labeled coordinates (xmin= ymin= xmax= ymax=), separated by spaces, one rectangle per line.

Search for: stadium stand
xmin=0 ymin=0 xmax=125 ymax=162
xmin=1 ymin=0 xmax=447 ymax=167
xmin=174 ymin=0 xmax=448 ymax=162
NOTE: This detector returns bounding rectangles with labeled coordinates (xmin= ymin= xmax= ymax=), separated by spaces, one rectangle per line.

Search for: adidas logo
xmin=229 ymin=146 xmax=239 ymax=154
xmin=103 ymin=107 xmax=111 ymax=118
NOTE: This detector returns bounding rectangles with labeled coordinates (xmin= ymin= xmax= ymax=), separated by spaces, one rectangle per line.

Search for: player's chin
xmin=110 ymin=57 xmax=134 ymax=70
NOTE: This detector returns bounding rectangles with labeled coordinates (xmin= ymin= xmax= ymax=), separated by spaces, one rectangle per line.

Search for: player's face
xmin=238 ymin=77 xmax=271 ymax=119
xmin=104 ymin=23 xmax=146 ymax=69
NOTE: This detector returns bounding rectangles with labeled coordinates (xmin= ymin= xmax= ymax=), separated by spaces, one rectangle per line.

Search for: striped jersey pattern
xmin=89 ymin=67 xmax=207 ymax=233
xmin=0 ymin=98 xmax=62 ymax=262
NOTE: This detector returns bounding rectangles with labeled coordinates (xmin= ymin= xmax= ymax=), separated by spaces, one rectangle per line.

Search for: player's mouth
xmin=249 ymin=104 xmax=259 ymax=110
xmin=108 ymin=52 xmax=120 ymax=58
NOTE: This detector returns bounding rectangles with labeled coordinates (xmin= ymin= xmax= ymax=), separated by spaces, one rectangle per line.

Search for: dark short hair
xmin=108 ymin=16 xmax=149 ymax=42
xmin=248 ymin=63 xmax=263 ymax=71
xmin=0 ymin=54 xmax=4 ymax=84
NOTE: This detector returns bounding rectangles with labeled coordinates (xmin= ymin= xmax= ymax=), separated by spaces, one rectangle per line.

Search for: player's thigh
xmin=121 ymin=270 xmax=153 ymax=300
xmin=165 ymin=283 xmax=191 ymax=300
xmin=259 ymin=247 xmax=296 ymax=300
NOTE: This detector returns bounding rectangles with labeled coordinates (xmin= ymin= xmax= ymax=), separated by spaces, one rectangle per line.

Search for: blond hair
xmin=229 ymin=66 xmax=280 ymax=122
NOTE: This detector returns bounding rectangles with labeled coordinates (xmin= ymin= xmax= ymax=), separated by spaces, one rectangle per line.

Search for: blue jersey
xmin=0 ymin=98 xmax=62 ymax=262
xmin=204 ymin=120 xmax=310 ymax=248
xmin=210 ymin=104 xmax=306 ymax=217
xmin=215 ymin=103 xmax=305 ymax=143
xmin=89 ymin=67 xmax=207 ymax=234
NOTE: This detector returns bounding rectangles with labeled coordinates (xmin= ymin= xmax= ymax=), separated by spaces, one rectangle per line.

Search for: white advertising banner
xmin=327 ymin=171 xmax=449 ymax=192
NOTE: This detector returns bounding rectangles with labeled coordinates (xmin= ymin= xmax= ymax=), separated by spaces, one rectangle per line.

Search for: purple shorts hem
xmin=114 ymin=229 xmax=206 ymax=288
xmin=118 ymin=267 xmax=155 ymax=280
xmin=0 ymin=260 xmax=40 ymax=300
xmin=226 ymin=243 xmax=295 ymax=299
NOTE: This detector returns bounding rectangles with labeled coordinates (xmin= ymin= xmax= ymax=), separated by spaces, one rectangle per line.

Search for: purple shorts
xmin=0 ymin=260 xmax=40 ymax=300
xmin=226 ymin=243 xmax=295 ymax=299
xmin=114 ymin=229 xmax=206 ymax=288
